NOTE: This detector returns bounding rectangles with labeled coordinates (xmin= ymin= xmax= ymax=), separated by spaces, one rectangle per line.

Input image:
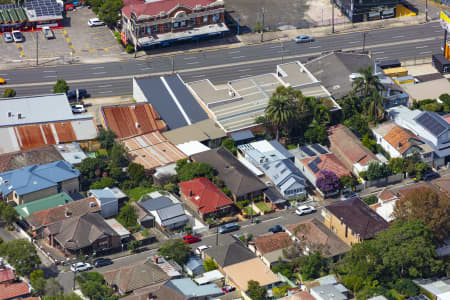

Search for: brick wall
xmin=322 ymin=209 xmax=360 ymax=246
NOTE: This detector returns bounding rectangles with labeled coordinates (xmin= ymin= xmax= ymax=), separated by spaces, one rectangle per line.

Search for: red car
xmin=183 ymin=235 xmax=201 ymax=244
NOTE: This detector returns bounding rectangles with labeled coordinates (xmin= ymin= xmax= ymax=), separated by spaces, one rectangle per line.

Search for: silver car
xmin=295 ymin=35 xmax=314 ymax=43
xmin=295 ymin=205 xmax=316 ymax=215
xmin=3 ymin=32 xmax=13 ymax=43
xmin=70 ymin=262 xmax=92 ymax=272
xmin=12 ymin=30 xmax=23 ymax=43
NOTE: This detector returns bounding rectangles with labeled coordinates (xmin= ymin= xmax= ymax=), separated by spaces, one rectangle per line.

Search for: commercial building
xmin=162 ymin=119 xmax=226 ymax=148
xmin=0 ymin=145 xmax=63 ymax=173
xmin=334 ymin=0 xmax=400 ymax=23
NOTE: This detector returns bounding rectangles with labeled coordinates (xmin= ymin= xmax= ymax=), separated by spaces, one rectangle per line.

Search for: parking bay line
xmin=232 ymin=56 xmax=245 ymax=59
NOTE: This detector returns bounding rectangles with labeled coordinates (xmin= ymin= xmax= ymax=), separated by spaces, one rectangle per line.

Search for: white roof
xmin=176 ymin=141 xmax=210 ymax=156
xmin=238 ymin=157 xmax=264 ymax=176
xmin=105 ymin=218 xmax=130 ymax=239
xmin=194 ymin=270 xmax=224 ymax=285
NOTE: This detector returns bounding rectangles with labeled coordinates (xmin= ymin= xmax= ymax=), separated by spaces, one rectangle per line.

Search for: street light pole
xmin=425 ymin=0 xmax=428 ymax=22
xmin=171 ymin=56 xmax=175 ymax=73
xmin=362 ymin=31 xmax=366 ymax=52
xmin=215 ymin=225 xmax=219 ymax=246
xmin=260 ymin=7 xmax=265 ymax=42
xmin=73 ymin=270 xmax=77 ymax=291
xmin=36 ymin=31 xmax=38 ymax=66
xmin=331 ymin=0 xmax=335 ymax=34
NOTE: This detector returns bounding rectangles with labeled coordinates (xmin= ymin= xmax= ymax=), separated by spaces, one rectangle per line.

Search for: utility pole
xmin=425 ymin=0 xmax=428 ymax=22
xmin=171 ymin=56 xmax=175 ymax=73
xmin=134 ymin=20 xmax=137 ymax=58
xmin=260 ymin=7 xmax=264 ymax=42
xmin=362 ymin=31 xmax=366 ymax=52
xmin=237 ymin=16 xmax=240 ymax=35
xmin=331 ymin=0 xmax=335 ymax=33
xmin=36 ymin=31 xmax=38 ymax=66
xmin=281 ymin=39 xmax=285 ymax=64
xmin=215 ymin=225 xmax=219 ymax=246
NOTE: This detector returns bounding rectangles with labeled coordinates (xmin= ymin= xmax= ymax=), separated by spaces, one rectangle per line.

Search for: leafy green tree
xmin=98 ymin=0 xmax=123 ymax=27
xmin=176 ymin=159 xmax=215 ymax=182
xmin=297 ymin=251 xmax=329 ymax=281
xmin=2 ymin=88 xmax=16 ymax=98
xmin=158 ymin=239 xmax=191 ymax=265
xmin=389 ymin=157 xmax=409 ymax=174
xmin=78 ymin=157 xmax=107 ymax=180
xmin=414 ymin=161 xmax=431 ymax=180
xmin=164 ymin=183 xmax=178 ymax=194
xmin=343 ymin=113 xmax=371 ymax=137
xmin=313 ymin=104 xmax=331 ymax=126
xmin=340 ymin=174 xmax=358 ymax=188
xmin=265 ymin=86 xmax=296 ymax=140
xmin=246 ymin=280 xmax=267 ymax=300
xmin=362 ymin=134 xmax=377 ymax=153
xmin=304 ymin=122 xmax=327 ymax=144
xmin=272 ymin=283 xmax=290 ymax=298
xmin=363 ymin=195 xmax=378 ymax=205
xmin=90 ymin=177 xmax=117 ymax=189
xmin=365 ymin=89 xmax=385 ymax=124
xmin=97 ymin=128 xmax=116 ymax=150
xmin=109 ymin=167 xmax=125 ymax=181
xmin=221 ymin=138 xmax=237 ymax=155
xmin=109 ymin=143 xmax=128 ymax=167
xmin=76 ymin=272 xmax=113 ymax=300
xmin=127 ymin=163 xmax=146 ymax=185
xmin=394 ymin=279 xmax=419 ymax=298
xmin=1 ymin=205 xmax=17 ymax=225
xmin=30 ymin=270 xmax=47 ymax=296
xmin=53 ymin=79 xmax=69 ymax=94
xmin=204 ymin=258 xmax=218 ymax=272
xmin=352 ymin=66 xmax=383 ymax=98
xmin=43 ymin=293 xmax=82 ymax=300
xmin=127 ymin=240 xmax=142 ymax=254
xmin=365 ymin=162 xmax=392 ymax=181
xmin=117 ymin=204 xmax=138 ymax=228
xmin=0 ymin=239 xmax=41 ymax=277
xmin=45 ymin=278 xmax=64 ymax=297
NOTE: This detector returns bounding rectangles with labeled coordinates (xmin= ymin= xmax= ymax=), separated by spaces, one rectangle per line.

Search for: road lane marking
xmin=44 ymin=75 xmax=57 ymax=78
xmin=184 ymin=57 xmax=197 ymax=60
xmin=98 ymin=84 xmax=112 ymax=88
xmin=186 ymin=61 xmax=200 ymax=65
xmin=392 ymin=35 xmax=404 ymax=38
xmin=270 ymin=45 xmax=282 ymax=48
xmin=416 ymin=46 xmax=428 ymax=49
xmin=0 ymin=74 xmax=7 ymax=76
xmin=99 ymin=90 xmax=112 ymax=94
xmin=420 ymin=51 xmax=432 ymax=54
xmin=238 ymin=68 xmax=251 ymax=72
xmin=309 ymin=46 xmax=321 ymax=48
xmin=239 ymin=74 xmax=250 ymax=77
xmin=191 ymin=74 xmax=205 ymax=78
xmin=93 ymin=72 xmax=107 ymax=75
xmin=229 ymin=50 xmax=240 ymax=54
xmin=91 ymin=66 xmax=105 ymax=69
xmin=435 ymin=30 xmax=442 ymax=33
xmin=377 ymin=57 xmax=388 ymax=60
xmin=43 ymin=70 xmax=56 ymax=72
xmin=348 ymin=41 xmax=359 ymax=44
xmin=372 ymin=51 xmax=384 ymax=54
xmin=232 ymin=56 xmax=245 ymax=59
xmin=140 ymin=67 xmax=152 ymax=70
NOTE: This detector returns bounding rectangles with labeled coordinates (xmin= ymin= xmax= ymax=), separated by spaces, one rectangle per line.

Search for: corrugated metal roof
xmin=14 ymin=192 xmax=73 ymax=218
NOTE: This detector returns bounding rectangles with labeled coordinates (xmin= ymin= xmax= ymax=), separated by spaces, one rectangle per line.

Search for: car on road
xmin=0 ymin=78 xmax=5 ymax=85
xmin=12 ymin=31 xmax=23 ymax=43
xmin=341 ymin=191 xmax=358 ymax=201
xmin=295 ymin=35 xmax=314 ymax=43
xmin=72 ymin=104 xmax=86 ymax=113
xmin=42 ymin=26 xmax=55 ymax=39
xmin=195 ymin=245 xmax=211 ymax=255
xmin=183 ymin=235 xmax=201 ymax=244
xmin=71 ymin=262 xmax=92 ymax=272
xmin=88 ymin=18 xmax=105 ymax=27
xmin=422 ymin=172 xmax=440 ymax=181
xmin=3 ymin=32 xmax=13 ymax=43
xmin=93 ymin=258 xmax=113 ymax=268
xmin=295 ymin=205 xmax=316 ymax=216
xmin=67 ymin=89 xmax=89 ymax=101
xmin=218 ymin=223 xmax=240 ymax=234
xmin=268 ymin=225 xmax=284 ymax=233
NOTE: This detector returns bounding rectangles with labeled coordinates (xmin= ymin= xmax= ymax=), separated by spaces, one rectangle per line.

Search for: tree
xmin=363 ymin=195 xmax=378 ymax=205
xmin=109 ymin=143 xmax=128 ymax=167
xmin=0 ymin=239 xmax=41 ymax=277
xmin=362 ymin=134 xmax=377 ymax=153
xmin=45 ymin=278 xmax=64 ymax=297
xmin=221 ymin=138 xmax=237 ymax=155
xmin=204 ymin=258 xmax=218 ymax=272
xmin=272 ymin=283 xmax=290 ymax=298
xmin=246 ymin=280 xmax=267 ymax=300
xmin=2 ymin=88 xmax=16 ymax=98
xmin=127 ymin=240 xmax=142 ymax=254
xmin=316 ymin=170 xmax=341 ymax=194
xmin=297 ymin=251 xmax=329 ymax=280
xmin=78 ymin=158 xmax=107 ymax=180
xmin=158 ymin=239 xmax=191 ymax=265
xmin=304 ymin=122 xmax=327 ymax=144
xmin=53 ymin=79 xmax=69 ymax=94
xmin=43 ymin=293 xmax=83 ymax=300
xmin=176 ymin=159 xmax=215 ymax=182
xmin=365 ymin=89 xmax=385 ymax=124
xmin=127 ymin=163 xmax=146 ymax=185
xmin=344 ymin=113 xmax=371 ymax=137
xmin=117 ymin=204 xmax=137 ymax=229
xmin=76 ymin=272 xmax=113 ymax=300
xmin=352 ymin=66 xmax=383 ymax=98
xmin=313 ymin=104 xmax=331 ymax=126
xmin=414 ymin=161 xmax=431 ymax=180
xmin=97 ymin=0 xmax=123 ymax=27
xmin=1 ymin=205 xmax=17 ymax=225
xmin=30 ymin=270 xmax=46 ymax=296
xmin=97 ymin=128 xmax=116 ymax=150
xmin=393 ymin=187 xmax=450 ymax=241
xmin=265 ymin=86 xmax=296 ymax=140
xmin=366 ymin=162 xmax=392 ymax=181
xmin=389 ymin=157 xmax=409 ymax=174
xmin=90 ymin=177 xmax=117 ymax=189
xmin=340 ymin=174 xmax=357 ymax=188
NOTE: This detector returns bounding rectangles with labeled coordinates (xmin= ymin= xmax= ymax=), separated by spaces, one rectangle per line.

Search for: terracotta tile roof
xmin=123 ymin=132 xmax=187 ymax=170
xmin=370 ymin=202 xmax=382 ymax=211
xmin=26 ymin=197 xmax=100 ymax=228
xmin=253 ymin=232 xmax=293 ymax=255
xmin=0 ymin=269 xmax=14 ymax=283
xmin=0 ymin=282 xmax=30 ymax=300
xmin=378 ymin=189 xmax=396 ymax=202
xmin=122 ymin=0 xmax=219 ymax=19
xmin=280 ymin=291 xmax=316 ymax=300
xmin=444 ymin=115 xmax=450 ymax=124
xmin=285 ymin=218 xmax=351 ymax=258
xmin=328 ymin=125 xmax=378 ymax=168
xmin=383 ymin=125 xmax=422 ymax=154
xmin=325 ymin=197 xmax=389 ymax=240
xmin=102 ymin=104 xmax=167 ymax=139
xmin=0 ymin=145 xmax=63 ymax=173
xmin=301 ymin=153 xmax=351 ymax=178
xmin=178 ymin=177 xmax=233 ymax=215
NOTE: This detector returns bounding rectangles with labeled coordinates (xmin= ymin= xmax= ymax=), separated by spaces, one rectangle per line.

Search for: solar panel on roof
xmin=313 ymin=157 xmax=322 ymax=165
xmin=308 ymin=161 xmax=319 ymax=173
xmin=300 ymin=146 xmax=315 ymax=157
xmin=416 ymin=113 xmax=446 ymax=136
xmin=406 ymin=295 xmax=429 ymax=300
xmin=311 ymin=143 xmax=327 ymax=154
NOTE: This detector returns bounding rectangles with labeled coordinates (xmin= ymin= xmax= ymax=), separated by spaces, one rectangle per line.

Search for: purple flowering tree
xmin=316 ymin=170 xmax=341 ymax=193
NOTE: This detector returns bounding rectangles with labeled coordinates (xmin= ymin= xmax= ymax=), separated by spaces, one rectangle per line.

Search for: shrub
xmin=363 ymin=195 xmax=378 ymax=205
xmin=126 ymin=44 xmax=134 ymax=53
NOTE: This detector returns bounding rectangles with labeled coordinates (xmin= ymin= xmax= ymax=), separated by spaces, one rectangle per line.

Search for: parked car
xmin=93 ymin=258 xmax=113 ymax=268
xmin=0 ymin=78 xmax=5 ymax=85
xmin=12 ymin=30 xmax=23 ymax=43
xmin=295 ymin=205 xmax=316 ymax=216
xmin=67 ymin=89 xmax=89 ymax=101
xmin=72 ymin=104 xmax=86 ymax=113
xmin=195 ymin=245 xmax=211 ymax=255
xmin=268 ymin=225 xmax=284 ymax=233
xmin=218 ymin=223 xmax=240 ymax=234
xmin=3 ymin=32 xmax=13 ymax=43
xmin=183 ymin=235 xmax=201 ymax=244
xmin=222 ymin=285 xmax=236 ymax=293
xmin=42 ymin=26 xmax=55 ymax=39
xmin=71 ymin=262 xmax=92 ymax=272
xmin=295 ymin=35 xmax=314 ymax=43
xmin=88 ymin=18 xmax=105 ymax=27
xmin=340 ymin=191 xmax=358 ymax=201
xmin=422 ymin=172 xmax=440 ymax=181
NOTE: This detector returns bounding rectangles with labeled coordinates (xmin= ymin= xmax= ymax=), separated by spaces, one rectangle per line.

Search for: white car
xmin=3 ymin=32 xmax=13 ymax=43
xmin=70 ymin=262 xmax=92 ymax=272
xmin=195 ymin=245 xmax=211 ymax=255
xmin=72 ymin=105 xmax=86 ymax=113
xmin=88 ymin=18 xmax=105 ymax=27
xmin=295 ymin=205 xmax=316 ymax=216
xmin=11 ymin=30 xmax=23 ymax=43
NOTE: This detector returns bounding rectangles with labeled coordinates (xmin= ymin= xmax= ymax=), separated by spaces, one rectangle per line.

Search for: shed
xmin=87 ymin=188 xmax=120 ymax=218
xmin=105 ymin=218 xmax=130 ymax=241
xmin=432 ymin=54 xmax=450 ymax=74
xmin=194 ymin=270 xmax=224 ymax=285
xmin=184 ymin=255 xmax=205 ymax=276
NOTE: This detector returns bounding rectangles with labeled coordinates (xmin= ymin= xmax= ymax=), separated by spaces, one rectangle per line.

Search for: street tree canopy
xmin=98 ymin=0 xmax=123 ymax=27
xmin=0 ymin=239 xmax=41 ymax=277
xmin=158 ymin=239 xmax=191 ymax=265
xmin=246 ymin=280 xmax=267 ymax=300
xmin=53 ymin=79 xmax=69 ymax=94
xmin=176 ymin=159 xmax=215 ymax=182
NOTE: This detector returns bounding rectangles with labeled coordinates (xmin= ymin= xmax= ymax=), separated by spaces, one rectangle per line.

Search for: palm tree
xmin=265 ymin=88 xmax=295 ymax=141
xmin=352 ymin=66 xmax=383 ymax=98
xmin=366 ymin=89 xmax=385 ymax=124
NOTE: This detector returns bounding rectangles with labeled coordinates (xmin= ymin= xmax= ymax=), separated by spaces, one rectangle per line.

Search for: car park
xmin=70 ymin=262 xmax=92 ymax=272
xmin=72 ymin=105 xmax=86 ymax=113
xmin=295 ymin=35 xmax=314 ymax=43
xmin=67 ymin=89 xmax=89 ymax=101
xmin=295 ymin=205 xmax=316 ymax=216
xmin=88 ymin=18 xmax=105 ymax=27
xmin=268 ymin=225 xmax=284 ymax=233
xmin=183 ymin=235 xmax=201 ymax=244
xmin=3 ymin=32 xmax=13 ymax=43
xmin=12 ymin=31 xmax=24 ymax=43
xmin=195 ymin=245 xmax=211 ymax=255
xmin=93 ymin=258 xmax=113 ymax=268
xmin=218 ymin=223 xmax=240 ymax=234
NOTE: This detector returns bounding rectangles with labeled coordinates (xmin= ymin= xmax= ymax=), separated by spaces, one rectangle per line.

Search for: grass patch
xmin=255 ymin=201 xmax=272 ymax=212
xmin=243 ymin=206 xmax=258 ymax=216
xmin=126 ymin=186 xmax=157 ymax=202
xmin=286 ymin=144 xmax=297 ymax=150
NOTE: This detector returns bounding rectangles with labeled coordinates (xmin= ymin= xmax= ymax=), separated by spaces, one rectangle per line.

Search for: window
xmin=165 ymin=23 xmax=171 ymax=31
xmin=203 ymin=16 xmax=208 ymax=23
xmin=173 ymin=22 xmax=179 ymax=28
xmin=152 ymin=25 xmax=157 ymax=33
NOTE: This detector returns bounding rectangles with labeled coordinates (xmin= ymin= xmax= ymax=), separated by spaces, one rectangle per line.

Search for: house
xmin=25 ymin=196 xmax=100 ymax=234
xmin=238 ymin=140 xmax=295 ymax=164
xmin=164 ymin=278 xmax=224 ymax=298
xmin=248 ymin=232 xmax=294 ymax=267
xmin=284 ymin=218 xmax=351 ymax=261
xmin=121 ymin=0 xmax=227 ymax=49
xmin=413 ymin=278 xmax=450 ymax=300
xmin=102 ymin=259 xmax=169 ymax=295
xmin=139 ymin=196 xmax=189 ymax=230
xmin=322 ymin=197 xmax=389 ymax=246
xmin=44 ymin=213 xmax=120 ymax=256
xmin=310 ymin=284 xmax=349 ymax=300
xmin=133 ymin=75 xmax=209 ymax=130
xmin=14 ymin=192 xmax=74 ymax=219
xmin=0 ymin=282 xmax=30 ymax=300
xmin=87 ymin=187 xmax=128 ymax=218
xmin=101 ymin=103 xmax=167 ymax=139
xmin=388 ymin=107 xmax=450 ymax=168
xmin=105 ymin=219 xmax=131 ymax=242
xmin=176 ymin=141 xmax=210 ymax=157
xmin=0 ymin=269 xmax=14 ymax=284
xmin=230 ymin=130 xmax=255 ymax=146
xmin=204 ymin=240 xmax=256 ymax=270
xmin=0 ymin=160 xmax=80 ymax=205
xmin=191 ymin=147 xmax=266 ymax=202
xmin=262 ymin=159 xmax=307 ymax=199
xmin=223 ymin=258 xmax=281 ymax=293
xmin=54 ymin=143 xmax=87 ymax=165
xmin=130 ymin=201 xmax=155 ymax=228
xmin=184 ymin=255 xmax=205 ymax=276
xmin=163 ymin=119 xmax=226 ymax=148
xmin=402 ymin=78 xmax=450 ymax=103
xmin=194 ymin=269 xmax=224 ymax=285
xmin=0 ymin=94 xmax=97 ymax=155
xmin=328 ymin=125 xmax=379 ymax=175
xmin=0 ymin=145 xmax=63 ymax=173
xmin=372 ymin=121 xmax=433 ymax=162
xmin=178 ymin=177 xmax=234 ymax=220
xmin=369 ymin=188 xmax=399 ymax=222
xmin=279 ymin=291 xmax=316 ymax=300
xmin=123 ymin=131 xmax=187 ymax=171
xmin=120 ymin=285 xmax=187 ymax=300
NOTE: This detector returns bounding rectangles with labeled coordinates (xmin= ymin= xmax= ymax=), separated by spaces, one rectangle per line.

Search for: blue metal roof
xmin=268 ymin=140 xmax=294 ymax=160
xmin=185 ymin=255 xmax=204 ymax=271
xmin=230 ymin=130 xmax=254 ymax=142
xmin=88 ymin=188 xmax=118 ymax=204
xmin=139 ymin=196 xmax=174 ymax=211
xmin=414 ymin=111 xmax=449 ymax=137
xmin=165 ymin=278 xmax=223 ymax=297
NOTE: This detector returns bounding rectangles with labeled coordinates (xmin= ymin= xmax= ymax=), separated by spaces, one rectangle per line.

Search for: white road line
xmin=184 ymin=56 xmax=197 ymax=60
xmin=435 ymin=30 xmax=443 ymax=33
xmin=43 ymin=70 xmax=56 ymax=72
xmin=0 ymin=74 xmax=7 ymax=76
xmin=93 ymin=72 xmax=107 ymax=75
xmin=238 ymin=68 xmax=251 ymax=72
xmin=372 ymin=51 xmax=385 ymax=54
xmin=98 ymin=84 xmax=112 ymax=88
xmin=91 ymin=66 xmax=104 ymax=69
xmin=229 ymin=50 xmax=240 ymax=54
xmin=232 ymin=56 xmax=245 ymax=59
xmin=348 ymin=41 xmax=359 ymax=44
xmin=191 ymin=74 xmax=205 ymax=78
xmin=416 ymin=45 xmax=428 ymax=49
xmin=44 ymin=75 xmax=56 ymax=78
xmin=186 ymin=61 xmax=200 ymax=65
xmin=392 ymin=35 xmax=404 ymax=38
xmin=140 ymin=67 xmax=152 ymax=70
xmin=377 ymin=57 xmax=388 ymax=60
xmin=239 ymin=74 xmax=250 ymax=78
xmin=420 ymin=51 xmax=432 ymax=54
xmin=99 ymin=90 xmax=112 ymax=94
xmin=270 ymin=45 xmax=282 ymax=48
xmin=309 ymin=46 xmax=321 ymax=48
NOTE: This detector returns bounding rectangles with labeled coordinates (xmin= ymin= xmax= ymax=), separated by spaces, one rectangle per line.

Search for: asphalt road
xmin=2 ymin=21 xmax=446 ymax=97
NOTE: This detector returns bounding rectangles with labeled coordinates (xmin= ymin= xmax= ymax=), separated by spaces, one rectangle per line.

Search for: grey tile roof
xmin=204 ymin=241 xmax=256 ymax=268
xmin=139 ymin=196 xmax=174 ymax=211
xmin=156 ymin=203 xmax=188 ymax=226
xmin=262 ymin=159 xmax=305 ymax=193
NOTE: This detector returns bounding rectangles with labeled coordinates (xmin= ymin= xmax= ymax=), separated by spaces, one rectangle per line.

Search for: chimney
xmin=398 ymin=142 xmax=402 ymax=148
xmin=89 ymin=202 xmax=96 ymax=208
xmin=65 ymin=209 xmax=72 ymax=217
xmin=189 ymin=190 xmax=193 ymax=197
xmin=17 ymin=113 xmax=22 ymax=119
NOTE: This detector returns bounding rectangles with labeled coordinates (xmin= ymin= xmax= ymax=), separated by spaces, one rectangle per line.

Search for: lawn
xmin=243 ymin=206 xmax=258 ymax=216
xmin=126 ymin=187 xmax=157 ymax=202
xmin=255 ymin=201 xmax=272 ymax=212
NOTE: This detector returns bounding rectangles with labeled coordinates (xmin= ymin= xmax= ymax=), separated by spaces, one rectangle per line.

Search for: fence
xmin=365 ymin=173 xmax=404 ymax=188
xmin=400 ymin=56 xmax=433 ymax=66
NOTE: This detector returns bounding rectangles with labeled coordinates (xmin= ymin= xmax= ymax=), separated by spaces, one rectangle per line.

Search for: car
xmin=0 ymin=78 xmax=5 ymax=85
xmin=67 ymin=89 xmax=89 ymax=101
xmin=222 ymin=285 xmax=236 ymax=293
xmin=11 ymin=30 xmax=23 ymax=43
xmin=422 ymin=172 xmax=440 ymax=181
xmin=341 ymin=191 xmax=358 ymax=201
xmin=268 ymin=225 xmax=284 ymax=233
xmin=88 ymin=18 xmax=105 ymax=27
xmin=70 ymin=262 xmax=92 ymax=272
xmin=295 ymin=35 xmax=314 ymax=43
xmin=195 ymin=245 xmax=211 ymax=255
xmin=72 ymin=105 xmax=86 ymax=113
xmin=3 ymin=32 xmax=13 ymax=43
xmin=218 ymin=223 xmax=240 ymax=234
xmin=42 ymin=26 xmax=55 ymax=39
xmin=93 ymin=258 xmax=113 ymax=268
xmin=183 ymin=235 xmax=201 ymax=244
xmin=295 ymin=205 xmax=316 ymax=216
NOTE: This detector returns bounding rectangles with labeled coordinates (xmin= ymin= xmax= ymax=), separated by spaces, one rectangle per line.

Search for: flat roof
xmin=277 ymin=61 xmax=317 ymax=87
xmin=105 ymin=218 xmax=130 ymax=238
xmin=176 ymin=141 xmax=210 ymax=156
xmin=162 ymin=119 xmax=226 ymax=145
xmin=403 ymin=78 xmax=450 ymax=101
xmin=187 ymin=79 xmax=239 ymax=105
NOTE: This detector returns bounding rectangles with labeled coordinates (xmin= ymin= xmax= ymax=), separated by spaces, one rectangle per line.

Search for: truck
xmin=42 ymin=26 xmax=54 ymax=39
